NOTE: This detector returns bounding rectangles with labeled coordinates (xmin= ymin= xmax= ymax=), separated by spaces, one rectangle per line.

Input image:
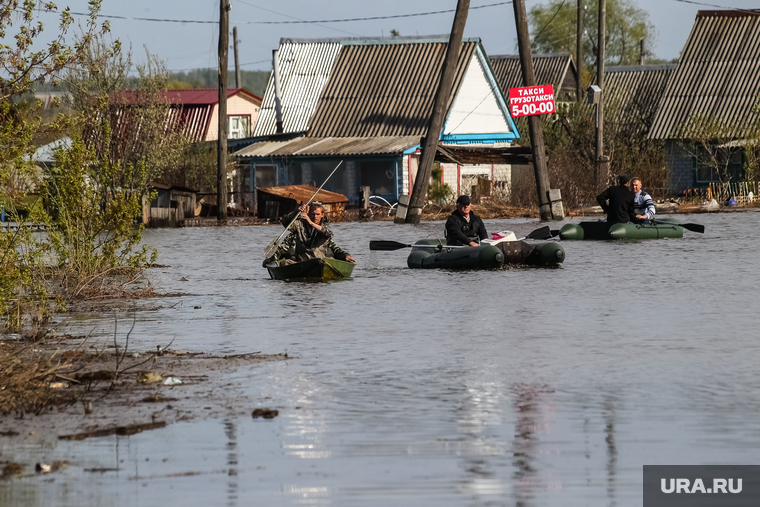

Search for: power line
xmin=65 ymin=2 xmax=513 ymax=25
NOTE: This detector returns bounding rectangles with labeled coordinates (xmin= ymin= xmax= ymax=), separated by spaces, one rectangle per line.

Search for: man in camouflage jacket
xmin=267 ymin=202 xmax=355 ymax=265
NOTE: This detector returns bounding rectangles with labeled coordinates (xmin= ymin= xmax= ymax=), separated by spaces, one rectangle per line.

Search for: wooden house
xmin=234 ymin=36 xmax=527 ymax=209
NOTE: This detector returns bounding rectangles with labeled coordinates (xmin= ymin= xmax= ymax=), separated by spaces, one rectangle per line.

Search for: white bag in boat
xmin=481 ymin=230 xmax=517 ymax=246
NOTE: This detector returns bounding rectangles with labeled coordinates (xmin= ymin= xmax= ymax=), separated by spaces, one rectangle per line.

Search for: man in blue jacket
xmin=631 ymin=177 xmax=656 ymax=223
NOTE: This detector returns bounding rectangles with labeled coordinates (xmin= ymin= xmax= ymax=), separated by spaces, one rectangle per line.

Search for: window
xmin=228 ymin=115 xmax=250 ymax=139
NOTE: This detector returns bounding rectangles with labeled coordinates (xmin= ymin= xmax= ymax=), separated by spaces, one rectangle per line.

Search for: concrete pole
xmin=233 ymin=26 xmax=242 ymax=89
xmin=272 ymin=49 xmax=284 ymax=134
xmin=405 ymin=0 xmax=470 ymax=224
xmin=513 ymin=0 xmax=553 ymax=221
xmin=595 ymin=0 xmax=607 ymax=191
xmin=576 ymin=0 xmax=583 ymax=102
xmin=217 ymin=0 xmax=230 ymax=221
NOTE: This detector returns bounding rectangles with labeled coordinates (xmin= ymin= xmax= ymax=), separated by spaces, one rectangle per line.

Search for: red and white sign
xmin=508 ymin=85 xmax=555 ymax=118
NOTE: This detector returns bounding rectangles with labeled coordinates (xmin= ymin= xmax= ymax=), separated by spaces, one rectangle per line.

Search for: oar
xmin=370 ymin=226 xmax=554 ymax=251
xmin=264 ymin=160 xmax=344 ymax=258
xmin=653 ymin=219 xmax=705 ymax=234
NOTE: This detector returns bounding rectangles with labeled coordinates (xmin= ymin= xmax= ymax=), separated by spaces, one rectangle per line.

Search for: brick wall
xmin=667 ymin=141 xmax=694 ymax=194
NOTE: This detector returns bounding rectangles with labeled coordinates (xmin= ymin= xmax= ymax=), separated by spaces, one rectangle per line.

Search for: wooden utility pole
xmin=595 ymin=0 xmax=608 ymax=191
xmin=233 ymin=26 xmax=242 ymax=89
xmin=639 ymin=38 xmax=645 ymax=65
xmin=576 ymin=0 xmax=583 ymax=102
xmin=513 ymin=0 xmax=552 ymax=220
xmin=272 ymin=49 xmax=284 ymax=134
xmin=217 ymin=0 xmax=230 ymax=221
xmin=404 ymin=0 xmax=470 ymax=224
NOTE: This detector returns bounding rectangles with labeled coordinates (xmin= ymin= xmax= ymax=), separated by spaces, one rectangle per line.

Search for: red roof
xmin=112 ymin=88 xmax=262 ymax=106
xmin=165 ymin=88 xmax=262 ymax=105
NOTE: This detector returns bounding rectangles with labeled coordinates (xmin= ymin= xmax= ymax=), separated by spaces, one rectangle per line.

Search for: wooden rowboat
xmin=265 ymin=257 xmax=355 ymax=281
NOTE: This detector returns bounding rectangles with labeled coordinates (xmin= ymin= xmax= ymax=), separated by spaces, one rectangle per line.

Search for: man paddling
xmin=263 ymin=202 xmax=355 ymax=266
xmin=631 ymin=177 xmax=656 ymax=223
xmin=596 ymin=175 xmax=642 ymax=225
xmin=445 ymin=195 xmax=488 ymax=246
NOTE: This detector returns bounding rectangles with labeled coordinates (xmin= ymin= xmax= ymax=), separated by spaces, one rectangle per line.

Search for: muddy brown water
xmin=2 ymin=212 xmax=760 ymax=506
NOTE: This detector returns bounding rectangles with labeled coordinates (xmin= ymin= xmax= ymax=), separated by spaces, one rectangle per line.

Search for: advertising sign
xmin=508 ymin=85 xmax=555 ymax=118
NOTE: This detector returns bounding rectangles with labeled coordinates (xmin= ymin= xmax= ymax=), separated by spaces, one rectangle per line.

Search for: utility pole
xmin=595 ymin=0 xmax=608 ymax=191
xmin=513 ymin=0 xmax=553 ymax=220
xmin=404 ymin=0 xmax=470 ymax=224
xmin=233 ymin=26 xmax=242 ymax=89
xmin=576 ymin=0 xmax=583 ymax=102
xmin=639 ymin=38 xmax=645 ymax=65
xmin=217 ymin=0 xmax=230 ymax=221
xmin=272 ymin=49 xmax=284 ymax=134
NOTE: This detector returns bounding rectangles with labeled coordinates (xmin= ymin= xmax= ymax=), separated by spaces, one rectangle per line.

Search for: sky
xmin=9 ymin=0 xmax=760 ymax=75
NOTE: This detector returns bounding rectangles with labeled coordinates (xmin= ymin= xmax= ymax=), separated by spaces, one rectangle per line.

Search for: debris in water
xmin=252 ymin=408 xmax=279 ymax=419
xmin=137 ymin=372 xmax=163 ymax=384
xmin=162 ymin=377 xmax=182 ymax=386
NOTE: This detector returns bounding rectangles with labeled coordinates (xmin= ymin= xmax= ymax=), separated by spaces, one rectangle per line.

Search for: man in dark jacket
xmin=445 ymin=195 xmax=488 ymax=246
xmin=596 ymin=175 xmax=642 ymax=225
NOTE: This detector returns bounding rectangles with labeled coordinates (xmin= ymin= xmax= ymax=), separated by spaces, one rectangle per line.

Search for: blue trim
xmin=441 ymin=133 xmax=518 ymax=143
xmin=476 ymin=46 xmax=520 ymax=138
xmin=403 ymin=145 xmax=420 ymax=154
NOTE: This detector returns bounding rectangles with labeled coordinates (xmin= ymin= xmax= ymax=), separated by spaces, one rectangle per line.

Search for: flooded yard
xmin=2 ymin=212 xmax=759 ymax=506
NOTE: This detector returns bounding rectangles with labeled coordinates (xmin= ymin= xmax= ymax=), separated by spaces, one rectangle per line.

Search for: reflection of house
xmin=234 ymin=36 xmax=521 ymax=208
xmin=256 ymin=185 xmax=348 ymax=219
xmin=649 ymin=10 xmax=760 ymax=194
xmin=489 ymin=53 xmax=578 ymax=101
xmin=142 ymin=182 xmax=198 ymax=227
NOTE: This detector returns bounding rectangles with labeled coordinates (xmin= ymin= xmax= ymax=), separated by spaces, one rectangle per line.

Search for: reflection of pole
xmin=576 ymin=0 xmax=583 ymax=102
xmin=595 ymin=0 xmax=607 ymax=191
xmin=513 ymin=0 xmax=552 ymax=221
xmin=217 ymin=0 xmax=230 ymax=221
xmin=405 ymin=0 xmax=469 ymax=224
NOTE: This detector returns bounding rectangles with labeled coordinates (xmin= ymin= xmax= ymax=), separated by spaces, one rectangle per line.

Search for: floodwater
xmin=2 ymin=212 xmax=760 ymax=506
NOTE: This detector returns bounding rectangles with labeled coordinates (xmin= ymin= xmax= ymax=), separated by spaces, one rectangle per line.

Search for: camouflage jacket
xmin=274 ymin=209 xmax=351 ymax=262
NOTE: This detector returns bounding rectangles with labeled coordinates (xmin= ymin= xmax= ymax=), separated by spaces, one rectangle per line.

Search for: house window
xmin=695 ymin=147 xmax=743 ymax=183
xmin=228 ymin=115 xmax=250 ymax=139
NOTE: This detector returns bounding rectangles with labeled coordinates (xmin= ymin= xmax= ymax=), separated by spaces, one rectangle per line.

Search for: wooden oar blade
xmin=681 ymin=223 xmax=705 ymax=234
xmin=369 ymin=240 xmax=411 ymax=251
xmin=525 ymin=226 xmax=552 ymax=240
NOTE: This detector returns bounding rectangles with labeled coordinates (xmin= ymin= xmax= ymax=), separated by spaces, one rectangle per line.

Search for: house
xmin=603 ymin=64 xmax=676 ymax=136
xmin=489 ymin=53 xmax=578 ymax=102
xmin=164 ymin=88 xmax=262 ymax=141
xmin=649 ymin=10 xmax=760 ymax=194
xmin=234 ymin=36 xmax=524 ymax=209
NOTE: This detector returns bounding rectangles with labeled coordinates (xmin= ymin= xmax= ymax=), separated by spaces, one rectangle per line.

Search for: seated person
xmin=631 ymin=177 xmax=655 ymax=223
xmin=264 ymin=202 xmax=355 ymax=265
xmin=445 ymin=195 xmax=488 ymax=246
xmin=596 ymin=175 xmax=642 ymax=225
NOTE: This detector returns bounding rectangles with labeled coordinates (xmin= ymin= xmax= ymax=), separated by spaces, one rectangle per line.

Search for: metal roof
xmin=489 ymin=53 xmax=578 ymax=99
xmin=234 ymin=135 xmax=421 ymax=158
xmin=257 ymin=185 xmax=348 ymax=204
xmin=253 ymin=41 xmax=342 ymax=136
xmin=603 ymin=64 xmax=676 ymax=135
xmin=307 ymin=40 xmax=478 ymax=137
xmin=649 ymin=10 xmax=760 ymax=140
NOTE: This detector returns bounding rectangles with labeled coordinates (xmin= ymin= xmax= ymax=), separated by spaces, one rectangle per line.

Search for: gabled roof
xmin=649 ymin=10 xmax=760 ymax=140
xmin=489 ymin=53 xmax=578 ymax=99
xmin=308 ymin=38 xmax=480 ymax=137
xmin=604 ymin=64 xmax=676 ymax=135
xmin=235 ymin=135 xmax=421 ymax=158
xmin=164 ymin=88 xmax=262 ymax=106
xmin=253 ymin=39 xmax=342 ymax=136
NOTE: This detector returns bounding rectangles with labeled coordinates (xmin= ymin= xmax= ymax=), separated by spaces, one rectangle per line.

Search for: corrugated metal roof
xmin=603 ymin=64 xmax=676 ymax=135
xmin=257 ymin=185 xmax=348 ymax=204
xmin=234 ymin=135 xmax=420 ymax=158
xmin=649 ymin=10 xmax=760 ymax=140
xmin=489 ymin=53 xmax=577 ymax=98
xmin=308 ymin=40 xmax=478 ymax=137
xmin=253 ymin=41 xmax=342 ymax=136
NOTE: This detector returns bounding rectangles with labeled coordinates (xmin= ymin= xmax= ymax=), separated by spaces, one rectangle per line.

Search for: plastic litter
xmin=36 ymin=463 xmax=51 ymax=473
xmin=162 ymin=377 xmax=182 ymax=386
xmin=137 ymin=372 xmax=162 ymax=384
xmin=49 ymin=382 xmax=69 ymax=388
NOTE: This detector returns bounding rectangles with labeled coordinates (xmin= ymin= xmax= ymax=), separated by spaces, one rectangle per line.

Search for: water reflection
xmin=224 ymin=420 xmax=238 ymax=507
xmin=604 ymin=396 xmax=618 ymax=507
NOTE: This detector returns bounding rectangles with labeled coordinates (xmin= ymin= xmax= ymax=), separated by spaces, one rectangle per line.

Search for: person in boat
xmin=596 ymin=175 xmax=643 ymax=225
xmin=264 ymin=202 xmax=355 ymax=266
xmin=445 ymin=195 xmax=488 ymax=247
xmin=631 ymin=177 xmax=656 ymax=223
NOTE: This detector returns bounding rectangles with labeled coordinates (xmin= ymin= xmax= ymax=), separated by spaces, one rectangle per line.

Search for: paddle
xmin=370 ymin=226 xmax=554 ymax=251
xmin=264 ymin=160 xmax=344 ymax=258
xmin=652 ymin=219 xmax=705 ymax=234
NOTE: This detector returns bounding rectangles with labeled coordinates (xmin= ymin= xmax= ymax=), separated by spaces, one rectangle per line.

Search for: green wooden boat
xmin=266 ymin=257 xmax=355 ymax=280
xmin=407 ymin=240 xmax=505 ymax=270
xmin=559 ymin=220 xmax=683 ymax=240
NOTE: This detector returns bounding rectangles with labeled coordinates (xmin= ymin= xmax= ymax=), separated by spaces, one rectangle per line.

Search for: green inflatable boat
xmin=559 ymin=220 xmax=683 ymax=240
xmin=406 ymin=238 xmax=565 ymax=269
